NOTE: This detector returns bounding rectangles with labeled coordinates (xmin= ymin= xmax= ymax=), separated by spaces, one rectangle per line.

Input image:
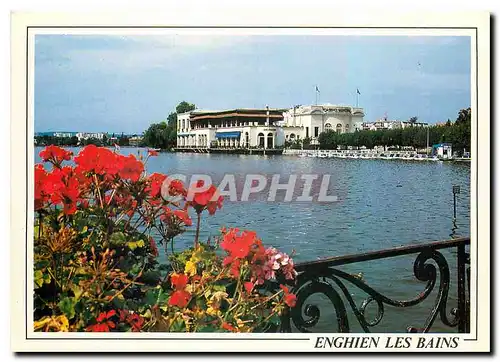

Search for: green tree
xmin=317 ymin=108 xmax=471 ymax=155
xmin=143 ymin=101 xmax=196 ymax=150
xmin=176 ymin=101 xmax=196 ymax=114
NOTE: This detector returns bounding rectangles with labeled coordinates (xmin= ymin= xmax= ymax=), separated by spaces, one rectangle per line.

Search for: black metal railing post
xmin=457 ymin=242 xmax=468 ymax=332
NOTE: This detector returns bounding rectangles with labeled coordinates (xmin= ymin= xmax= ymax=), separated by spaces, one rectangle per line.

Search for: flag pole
xmin=315 ymin=85 xmax=318 ymax=105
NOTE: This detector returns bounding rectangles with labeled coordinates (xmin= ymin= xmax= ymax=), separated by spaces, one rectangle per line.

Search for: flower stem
xmin=194 ymin=212 xmax=201 ymax=248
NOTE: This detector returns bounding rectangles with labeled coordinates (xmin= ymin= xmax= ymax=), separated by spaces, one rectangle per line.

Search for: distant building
xmin=177 ymin=107 xmax=287 ymax=149
xmin=176 ymin=104 xmax=365 ymax=149
xmin=76 ymin=132 xmax=106 ymax=140
xmin=35 ymin=131 xmax=78 ymax=138
xmin=363 ymin=120 xmax=428 ymax=131
xmin=129 ymin=135 xmax=143 ymax=146
xmin=280 ymin=104 xmax=365 ymax=145
xmin=432 ymin=143 xmax=453 ymax=159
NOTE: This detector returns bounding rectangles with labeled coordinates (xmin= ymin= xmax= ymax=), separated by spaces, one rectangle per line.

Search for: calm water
xmin=35 ymin=147 xmax=471 ymax=332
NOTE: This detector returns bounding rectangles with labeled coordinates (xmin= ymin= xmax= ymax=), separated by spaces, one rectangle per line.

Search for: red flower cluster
xmin=86 ymin=310 xmax=116 ymax=332
xmin=35 ymin=146 xmax=155 ymax=216
xmin=119 ymin=310 xmax=144 ymax=332
xmin=161 ymin=207 xmax=193 ymax=227
xmin=39 ymin=145 xmax=72 ymax=166
xmin=280 ymin=285 xmax=297 ymax=308
xmin=168 ymin=179 xmax=188 ymax=198
xmin=35 ymin=164 xmax=80 ymax=214
xmin=220 ymin=228 xmax=298 ymax=290
xmin=147 ymin=173 xmax=167 ymax=198
xmin=169 ymin=273 xmax=191 ymax=308
xmin=187 ymin=180 xmax=223 ymax=215
xmin=74 ymin=145 xmax=144 ymax=182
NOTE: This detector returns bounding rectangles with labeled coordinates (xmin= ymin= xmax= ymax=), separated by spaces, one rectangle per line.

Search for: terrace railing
xmin=273 ymin=237 xmax=470 ymax=333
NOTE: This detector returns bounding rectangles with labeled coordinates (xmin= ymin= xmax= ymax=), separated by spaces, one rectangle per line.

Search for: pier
xmin=174 ymin=147 xmax=284 ymax=155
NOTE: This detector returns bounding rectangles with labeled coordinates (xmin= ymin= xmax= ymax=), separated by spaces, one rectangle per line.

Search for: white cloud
xmin=38 ymin=34 xmax=254 ymax=71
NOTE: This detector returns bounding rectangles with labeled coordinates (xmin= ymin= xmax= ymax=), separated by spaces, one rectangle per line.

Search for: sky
xmin=34 ymin=34 xmax=471 ymax=134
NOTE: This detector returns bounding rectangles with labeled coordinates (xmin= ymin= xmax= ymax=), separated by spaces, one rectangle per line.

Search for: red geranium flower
xmin=34 ymin=165 xmax=49 ymax=210
xmin=74 ymin=145 xmax=119 ymax=176
xmin=86 ymin=310 xmax=116 ymax=332
xmin=173 ymin=210 xmax=192 ymax=226
xmin=244 ymin=281 xmax=254 ymax=294
xmin=168 ymin=179 xmax=187 ymax=197
xmin=118 ymin=310 xmax=144 ymax=332
xmin=147 ymin=173 xmax=167 ymax=198
xmin=39 ymin=145 xmax=72 ymax=166
xmin=220 ymin=229 xmax=256 ymax=259
xmin=168 ymin=290 xmax=191 ymax=308
xmin=187 ymin=180 xmax=223 ymax=215
xmin=119 ymin=154 xmax=144 ymax=182
xmin=280 ymin=284 xmax=297 ymax=307
xmin=221 ymin=322 xmax=237 ymax=332
xmin=43 ymin=166 xmax=81 ymax=215
xmin=170 ymin=273 xmax=188 ymax=290
xmin=284 ymin=293 xmax=297 ymax=308
xmin=126 ymin=313 xmax=144 ymax=332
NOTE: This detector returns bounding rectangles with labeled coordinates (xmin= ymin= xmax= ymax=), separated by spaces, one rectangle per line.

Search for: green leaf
xmin=34 ymin=270 xmax=51 ymax=288
xmin=144 ymin=289 xmax=159 ymax=306
xmin=58 ymin=297 xmax=76 ymax=319
xmin=110 ymin=232 xmax=127 ymax=246
xmin=70 ymin=284 xmax=83 ymax=301
xmin=197 ymin=324 xmax=218 ymax=332
xmin=212 ymin=284 xmax=227 ymax=293
xmin=34 ymin=270 xmax=44 ymax=288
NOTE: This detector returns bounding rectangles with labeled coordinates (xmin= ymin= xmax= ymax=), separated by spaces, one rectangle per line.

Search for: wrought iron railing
xmin=276 ymin=237 xmax=470 ymax=333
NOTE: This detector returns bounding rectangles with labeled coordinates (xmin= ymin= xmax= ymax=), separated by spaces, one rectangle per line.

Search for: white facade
xmin=176 ymin=109 xmax=284 ymax=149
xmin=53 ymin=132 xmax=76 ymax=138
xmin=77 ymin=132 xmax=106 ymax=140
xmin=279 ymin=104 xmax=365 ymax=145
xmin=433 ymin=143 xmax=453 ymax=159
xmin=176 ymin=104 xmax=365 ymax=149
xmin=363 ymin=120 xmax=429 ymax=131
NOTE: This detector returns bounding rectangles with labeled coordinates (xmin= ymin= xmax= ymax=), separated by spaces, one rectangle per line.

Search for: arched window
xmin=336 ymin=123 xmax=343 ymax=134
xmin=325 ymin=123 xmax=332 ymax=130
xmin=245 ymin=132 xmax=249 ymax=148
xmin=345 ymin=124 xmax=350 ymax=132
xmin=258 ymin=133 xmax=265 ymax=148
xmin=267 ymin=132 xmax=274 ymax=149
xmin=289 ymin=133 xmax=296 ymax=139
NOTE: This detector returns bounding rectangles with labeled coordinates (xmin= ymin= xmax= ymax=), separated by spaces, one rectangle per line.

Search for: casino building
xmin=176 ymin=107 xmax=287 ymax=149
xmin=176 ymin=104 xmax=365 ymax=150
xmin=278 ymin=104 xmax=365 ymax=146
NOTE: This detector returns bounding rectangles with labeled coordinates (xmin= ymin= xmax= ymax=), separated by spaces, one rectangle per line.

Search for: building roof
xmin=288 ymin=104 xmax=364 ymax=115
xmin=189 ymin=108 xmax=286 ymax=121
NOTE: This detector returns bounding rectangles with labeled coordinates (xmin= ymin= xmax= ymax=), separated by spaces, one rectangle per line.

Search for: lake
xmin=35 ymin=146 xmax=471 ymax=332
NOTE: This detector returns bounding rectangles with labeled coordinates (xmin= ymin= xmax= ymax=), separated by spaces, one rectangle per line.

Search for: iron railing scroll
xmin=275 ymin=237 xmax=470 ymax=333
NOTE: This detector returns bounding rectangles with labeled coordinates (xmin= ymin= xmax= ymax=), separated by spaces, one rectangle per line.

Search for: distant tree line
xmin=142 ymin=101 xmax=195 ymax=150
xmin=317 ymin=108 xmax=471 ymax=155
xmin=35 ymin=135 xmax=79 ymax=147
xmin=35 ymin=133 xmax=132 ymax=147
